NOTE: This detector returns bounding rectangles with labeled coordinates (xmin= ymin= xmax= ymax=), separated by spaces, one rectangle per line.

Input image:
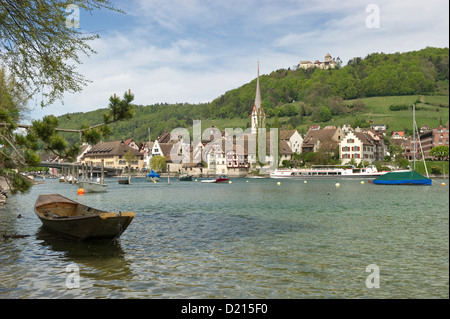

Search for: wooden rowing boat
xmin=34 ymin=194 xmax=135 ymax=240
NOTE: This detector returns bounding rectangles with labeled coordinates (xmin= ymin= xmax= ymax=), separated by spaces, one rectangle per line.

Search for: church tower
xmin=251 ymin=62 xmax=266 ymax=134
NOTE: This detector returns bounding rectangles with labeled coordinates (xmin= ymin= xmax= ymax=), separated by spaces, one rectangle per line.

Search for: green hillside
xmin=57 ymin=47 xmax=449 ymax=144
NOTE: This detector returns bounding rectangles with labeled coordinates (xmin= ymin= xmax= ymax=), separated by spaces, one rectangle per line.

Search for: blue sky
xmin=27 ymin=0 xmax=449 ymax=121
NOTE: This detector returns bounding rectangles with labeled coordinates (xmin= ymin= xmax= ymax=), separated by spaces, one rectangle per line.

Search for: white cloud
xmin=28 ymin=0 xmax=449 ymax=121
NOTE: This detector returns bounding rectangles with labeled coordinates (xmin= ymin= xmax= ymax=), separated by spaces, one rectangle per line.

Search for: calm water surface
xmin=0 ymin=177 xmax=448 ymax=299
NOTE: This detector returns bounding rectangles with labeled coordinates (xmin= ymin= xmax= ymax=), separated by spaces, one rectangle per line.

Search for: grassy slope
xmin=265 ymin=95 xmax=449 ymax=134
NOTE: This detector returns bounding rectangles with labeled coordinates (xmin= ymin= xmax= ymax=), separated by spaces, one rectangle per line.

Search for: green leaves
xmin=150 ymin=155 xmax=167 ymax=172
xmin=429 ymin=145 xmax=449 ymax=160
xmin=0 ymin=0 xmax=122 ymax=107
xmin=31 ymin=115 xmax=59 ymax=143
xmin=107 ymin=90 xmax=135 ymax=122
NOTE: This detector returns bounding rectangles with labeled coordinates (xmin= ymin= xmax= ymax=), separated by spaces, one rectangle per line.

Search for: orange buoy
xmin=78 ymin=188 xmax=85 ymax=195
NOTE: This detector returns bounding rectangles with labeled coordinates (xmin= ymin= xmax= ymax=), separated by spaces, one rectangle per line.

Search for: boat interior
xmin=36 ymin=201 xmax=102 ymax=219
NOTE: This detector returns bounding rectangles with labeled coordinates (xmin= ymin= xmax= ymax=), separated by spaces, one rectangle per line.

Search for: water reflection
xmin=36 ymin=228 xmax=135 ymax=283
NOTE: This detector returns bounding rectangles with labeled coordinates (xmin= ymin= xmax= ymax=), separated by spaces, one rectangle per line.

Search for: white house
xmin=280 ymin=129 xmax=303 ymax=154
xmin=339 ymin=131 xmax=376 ymax=165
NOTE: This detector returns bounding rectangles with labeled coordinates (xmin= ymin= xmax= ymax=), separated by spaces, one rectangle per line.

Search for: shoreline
xmin=0 ymin=177 xmax=8 ymax=206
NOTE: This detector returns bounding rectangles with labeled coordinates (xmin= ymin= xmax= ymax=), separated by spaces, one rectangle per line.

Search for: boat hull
xmin=77 ymin=181 xmax=108 ymax=193
xmin=201 ymin=177 xmax=229 ymax=183
xmin=270 ymin=174 xmax=385 ymax=179
xmin=269 ymin=166 xmax=399 ymax=179
xmin=34 ymin=194 xmax=135 ymax=240
xmin=370 ymin=170 xmax=432 ymax=186
xmin=371 ymin=179 xmax=432 ymax=186
xmin=215 ymin=178 xmax=229 ymax=183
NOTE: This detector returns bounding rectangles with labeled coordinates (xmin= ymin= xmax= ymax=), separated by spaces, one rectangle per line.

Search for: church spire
xmin=254 ymin=61 xmax=262 ymax=111
xmin=251 ymin=61 xmax=265 ymax=134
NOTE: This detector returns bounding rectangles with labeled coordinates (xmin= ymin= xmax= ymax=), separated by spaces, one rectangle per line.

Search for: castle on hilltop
xmin=299 ymin=53 xmax=336 ymax=70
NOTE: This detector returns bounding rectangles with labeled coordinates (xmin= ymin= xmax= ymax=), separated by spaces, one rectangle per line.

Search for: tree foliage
xmin=1 ymin=84 xmax=134 ymax=193
xmin=206 ymin=47 xmax=448 ymax=119
xmin=429 ymin=145 xmax=449 ymax=160
xmin=0 ymin=0 xmax=121 ymax=106
xmin=150 ymin=155 xmax=166 ymax=172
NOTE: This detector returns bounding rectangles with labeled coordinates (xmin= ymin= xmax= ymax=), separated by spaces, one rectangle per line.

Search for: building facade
xmin=339 ymin=131 xmax=375 ymax=165
xmin=82 ymin=141 xmax=145 ymax=171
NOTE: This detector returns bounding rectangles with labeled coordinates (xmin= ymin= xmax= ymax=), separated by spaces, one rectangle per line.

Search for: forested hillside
xmin=57 ymin=47 xmax=449 ymax=143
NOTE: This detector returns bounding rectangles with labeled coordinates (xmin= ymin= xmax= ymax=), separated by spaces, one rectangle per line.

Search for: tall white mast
xmin=413 ymin=103 xmax=416 ymax=171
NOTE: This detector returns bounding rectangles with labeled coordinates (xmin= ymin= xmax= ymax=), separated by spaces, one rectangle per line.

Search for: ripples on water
xmin=0 ymin=177 xmax=448 ymax=299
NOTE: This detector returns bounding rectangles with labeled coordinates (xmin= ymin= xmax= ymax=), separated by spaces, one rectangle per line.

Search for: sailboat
xmin=147 ymin=169 xmax=160 ymax=182
xmin=371 ymin=104 xmax=432 ymax=186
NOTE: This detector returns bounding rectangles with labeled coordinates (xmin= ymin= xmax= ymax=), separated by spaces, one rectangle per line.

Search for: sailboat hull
xmin=371 ymin=179 xmax=432 ymax=186
xmin=370 ymin=171 xmax=432 ymax=186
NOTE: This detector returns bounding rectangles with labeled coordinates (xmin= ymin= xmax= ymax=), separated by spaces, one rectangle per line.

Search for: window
xmin=347 ymin=139 xmax=354 ymax=143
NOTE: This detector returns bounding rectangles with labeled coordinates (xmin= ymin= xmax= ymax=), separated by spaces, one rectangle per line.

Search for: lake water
xmin=0 ymin=176 xmax=448 ymax=299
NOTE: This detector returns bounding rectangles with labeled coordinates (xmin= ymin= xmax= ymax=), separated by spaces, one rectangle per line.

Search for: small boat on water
xmin=147 ymin=169 xmax=160 ymax=182
xmin=179 ymin=173 xmax=193 ymax=181
xmin=370 ymin=104 xmax=432 ymax=186
xmin=270 ymin=165 xmax=391 ymax=179
xmin=370 ymin=170 xmax=432 ymax=186
xmin=59 ymin=176 xmax=77 ymax=183
xmin=34 ymin=194 xmax=135 ymax=240
xmin=201 ymin=175 xmax=230 ymax=183
xmin=77 ymin=181 xmax=108 ymax=192
xmin=118 ymin=178 xmax=130 ymax=184
xmin=77 ymin=160 xmax=108 ymax=192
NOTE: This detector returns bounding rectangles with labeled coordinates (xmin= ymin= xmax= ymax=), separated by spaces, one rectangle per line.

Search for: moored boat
xmin=77 ymin=181 xmax=108 ymax=193
xmin=59 ymin=176 xmax=77 ymax=183
xmin=179 ymin=173 xmax=193 ymax=181
xmin=78 ymin=159 xmax=108 ymax=192
xmin=370 ymin=104 xmax=432 ymax=186
xmin=201 ymin=175 xmax=230 ymax=183
xmin=370 ymin=170 xmax=432 ymax=186
xmin=34 ymin=194 xmax=135 ymax=240
xmin=270 ymin=165 xmax=391 ymax=179
xmin=147 ymin=169 xmax=160 ymax=182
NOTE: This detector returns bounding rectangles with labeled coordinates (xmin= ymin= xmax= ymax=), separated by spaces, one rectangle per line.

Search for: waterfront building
xmin=432 ymin=122 xmax=449 ymax=149
xmin=402 ymin=122 xmax=449 ymax=160
xmin=339 ymin=131 xmax=376 ymax=165
xmin=280 ymin=129 xmax=303 ymax=154
xmin=302 ymin=126 xmax=343 ymax=153
xmin=82 ymin=140 xmax=144 ymax=171
xmin=150 ymin=132 xmax=187 ymax=174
